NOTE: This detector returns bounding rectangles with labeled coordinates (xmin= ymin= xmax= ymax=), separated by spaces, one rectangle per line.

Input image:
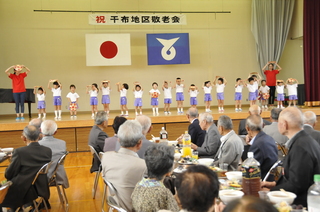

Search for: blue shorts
xmin=255 ymin=90 xmax=259 ymax=98
xmin=204 ymin=94 xmax=212 ymax=102
xmin=37 ymin=101 xmax=46 ymax=109
xmin=53 ymin=96 xmax=62 ymax=106
xmin=234 ymin=92 xmax=242 ymax=101
xmin=134 ymin=98 xmax=142 ymax=107
xmin=277 ymin=94 xmax=285 ymax=101
xmin=289 ymin=95 xmax=298 ymax=100
xmin=217 ymin=93 xmax=224 ymax=100
xmin=90 ymin=97 xmax=98 ymax=105
xmin=249 ymin=92 xmax=256 ymax=101
xmin=190 ymin=97 xmax=197 ymax=105
xmin=164 ymin=98 xmax=172 ymax=104
xmin=176 ymin=92 xmax=184 ymax=101
xmin=120 ymin=97 xmax=127 ymax=105
xmin=151 ymin=98 xmax=158 ymax=106
xmin=102 ymin=95 xmax=110 ymax=104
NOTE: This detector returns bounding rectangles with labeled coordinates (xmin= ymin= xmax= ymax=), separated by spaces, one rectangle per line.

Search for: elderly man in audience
xmin=160 ymin=165 xmax=220 ymax=212
xmin=101 ymin=120 xmax=147 ymax=212
xmin=191 ymin=112 xmax=221 ymax=158
xmin=132 ymin=144 xmax=179 ymax=212
xmin=303 ymin=111 xmax=320 ymax=145
xmin=238 ymin=105 xmax=271 ymax=135
xmin=261 ymin=107 xmax=320 ymax=207
xmin=115 ymin=115 xmax=153 ymax=159
xmin=104 ymin=116 xmax=127 ymax=152
xmin=0 ymin=125 xmax=52 ymax=212
xmin=263 ymin=108 xmax=288 ymax=160
xmin=186 ymin=107 xmax=206 ymax=146
xmin=213 ymin=115 xmax=243 ymax=171
xmin=246 ymin=115 xmax=278 ymax=181
xmin=29 ymin=118 xmax=43 ymax=129
xmin=39 ymin=120 xmax=69 ymax=188
xmin=88 ymin=111 xmax=108 ymax=173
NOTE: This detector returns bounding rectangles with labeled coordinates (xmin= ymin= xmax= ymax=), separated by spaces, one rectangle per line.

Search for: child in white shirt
xmin=259 ymin=80 xmax=270 ymax=110
xmin=66 ymin=84 xmax=80 ymax=119
xmin=33 ymin=86 xmax=46 ymax=119
xmin=213 ymin=76 xmax=227 ymax=113
xmin=286 ymin=78 xmax=299 ymax=107
xmin=188 ymin=84 xmax=199 ymax=108
xmin=276 ymin=80 xmax=286 ymax=109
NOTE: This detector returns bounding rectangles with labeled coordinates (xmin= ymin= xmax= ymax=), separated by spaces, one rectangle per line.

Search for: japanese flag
xmin=85 ymin=34 xmax=131 ymax=66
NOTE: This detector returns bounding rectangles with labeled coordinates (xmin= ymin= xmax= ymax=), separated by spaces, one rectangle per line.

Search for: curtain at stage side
xmin=303 ymin=0 xmax=320 ymax=106
xmin=251 ymin=0 xmax=295 ymax=74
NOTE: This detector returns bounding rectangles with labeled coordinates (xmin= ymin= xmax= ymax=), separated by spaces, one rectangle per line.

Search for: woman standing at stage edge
xmin=4 ymin=64 xmax=30 ymax=121
xmin=262 ymin=61 xmax=281 ymax=106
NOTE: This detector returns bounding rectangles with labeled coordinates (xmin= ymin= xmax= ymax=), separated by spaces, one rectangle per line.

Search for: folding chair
xmin=102 ymin=179 xmax=127 ymax=212
xmin=32 ymin=161 xmax=53 ymax=212
xmin=49 ymin=152 xmax=69 ymax=212
xmin=0 ymin=181 xmax=13 ymax=204
xmin=88 ymin=145 xmax=103 ymax=199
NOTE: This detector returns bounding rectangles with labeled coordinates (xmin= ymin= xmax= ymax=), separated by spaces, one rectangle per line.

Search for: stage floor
xmin=1 ymin=105 xmax=319 ymax=131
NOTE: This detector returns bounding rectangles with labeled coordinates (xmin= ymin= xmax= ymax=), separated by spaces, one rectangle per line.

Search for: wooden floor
xmin=0 ymin=152 xmax=109 ymax=212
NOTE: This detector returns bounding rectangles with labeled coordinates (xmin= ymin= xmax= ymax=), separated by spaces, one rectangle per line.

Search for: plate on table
xmin=1 ymin=148 xmax=14 ymax=153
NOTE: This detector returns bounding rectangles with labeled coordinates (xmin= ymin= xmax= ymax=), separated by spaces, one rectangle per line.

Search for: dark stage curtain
xmin=303 ymin=0 xmax=320 ymax=106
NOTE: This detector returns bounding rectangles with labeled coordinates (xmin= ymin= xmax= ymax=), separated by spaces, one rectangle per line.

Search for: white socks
xmin=54 ymin=110 xmax=58 ymax=118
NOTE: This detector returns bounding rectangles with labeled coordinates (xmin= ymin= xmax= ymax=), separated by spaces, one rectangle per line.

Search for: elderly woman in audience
xmin=131 ymin=144 xmax=179 ymax=212
xmin=103 ymin=116 xmax=127 ymax=152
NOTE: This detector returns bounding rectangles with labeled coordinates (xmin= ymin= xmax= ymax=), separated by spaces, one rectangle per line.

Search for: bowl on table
xmin=198 ymin=158 xmax=214 ymax=166
xmin=1 ymin=148 xmax=14 ymax=153
xmin=174 ymin=153 xmax=182 ymax=161
xmin=219 ymin=190 xmax=244 ymax=204
xmin=225 ymin=171 xmax=242 ymax=181
xmin=267 ymin=191 xmax=297 ymax=205
xmin=168 ymin=140 xmax=178 ymax=146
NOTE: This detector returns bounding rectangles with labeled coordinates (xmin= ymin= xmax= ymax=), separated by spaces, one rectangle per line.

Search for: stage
xmin=1 ymin=105 xmax=320 ymax=152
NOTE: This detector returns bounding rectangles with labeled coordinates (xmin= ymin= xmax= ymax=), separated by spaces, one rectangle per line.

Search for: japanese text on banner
xmin=89 ymin=14 xmax=187 ymax=25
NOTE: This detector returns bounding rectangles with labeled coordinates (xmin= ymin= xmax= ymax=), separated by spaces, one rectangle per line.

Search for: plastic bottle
xmin=160 ymin=127 xmax=168 ymax=141
xmin=307 ymin=174 xmax=320 ymax=212
xmin=182 ymin=131 xmax=192 ymax=157
xmin=242 ymin=152 xmax=261 ymax=197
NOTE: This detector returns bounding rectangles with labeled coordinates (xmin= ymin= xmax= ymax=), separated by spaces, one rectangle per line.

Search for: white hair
xmin=199 ymin=112 xmax=214 ymax=123
xmin=304 ymin=111 xmax=317 ymax=125
xmin=135 ymin=115 xmax=151 ymax=135
xmin=41 ymin=120 xmax=57 ymax=136
xmin=118 ymin=120 xmax=143 ymax=147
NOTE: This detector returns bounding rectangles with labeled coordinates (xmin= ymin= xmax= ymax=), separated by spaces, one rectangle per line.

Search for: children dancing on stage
xmin=188 ymin=84 xmax=199 ymax=108
xmin=149 ymin=82 xmax=160 ymax=116
xmin=117 ymin=82 xmax=129 ymax=116
xmin=162 ymin=81 xmax=172 ymax=115
xmin=101 ymin=80 xmax=111 ymax=115
xmin=213 ymin=76 xmax=227 ymax=113
xmin=34 ymin=86 xmax=46 ymax=119
xmin=66 ymin=84 xmax=79 ymax=119
xmin=203 ymin=81 xmax=212 ymax=112
xmin=173 ymin=77 xmax=185 ymax=114
xmin=133 ymin=82 xmax=143 ymax=116
xmin=234 ymin=78 xmax=243 ymax=112
xmin=48 ymin=79 xmax=62 ymax=120
xmin=286 ymin=78 xmax=298 ymax=107
xmin=86 ymin=83 xmax=99 ymax=118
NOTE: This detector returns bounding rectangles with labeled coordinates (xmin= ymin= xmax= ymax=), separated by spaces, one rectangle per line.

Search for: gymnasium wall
xmin=0 ymin=0 xmax=304 ymax=115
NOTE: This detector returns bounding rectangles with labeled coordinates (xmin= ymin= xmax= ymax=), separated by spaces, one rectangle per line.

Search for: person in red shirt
xmin=262 ymin=61 xmax=282 ymax=106
xmin=5 ymin=64 xmax=31 ymax=121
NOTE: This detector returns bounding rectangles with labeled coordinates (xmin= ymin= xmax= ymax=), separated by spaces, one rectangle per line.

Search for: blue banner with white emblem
xmin=147 ymin=33 xmax=190 ymax=65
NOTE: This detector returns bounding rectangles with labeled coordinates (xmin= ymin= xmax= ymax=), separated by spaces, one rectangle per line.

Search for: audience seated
xmin=131 ymin=144 xmax=179 ymax=212
xmin=245 ymin=115 xmax=278 ymax=181
xmin=238 ymin=105 xmax=271 ymax=135
xmin=103 ymin=116 xmax=127 ymax=152
xmin=88 ymin=111 xmax=108 ymax=173
xmin=101 ymin=120 xmax=147 ymax=211
xmin=214 ymin=115 xmax=243 ymax=171
xmin=222 ymin=196 xmax=278 ymax=212
xmin=0 ymin=125 xmax=52 ymax=211
xmin=261 ymin=107 xmax=320 ymax=207
xmin=191 ymin=112 xmax=221 ymax=158
xmin=39 ymin=120 xmax=69 ymax=188
xmin=29 ymin=118 xmax=43 ymax=129
xmin=186 ymin=107 xmax=206 ymax=146
xmin=303 ymin=111 xmax=320 ymax=146
xmin=263 ymin=108 xmax=288 ymax=160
